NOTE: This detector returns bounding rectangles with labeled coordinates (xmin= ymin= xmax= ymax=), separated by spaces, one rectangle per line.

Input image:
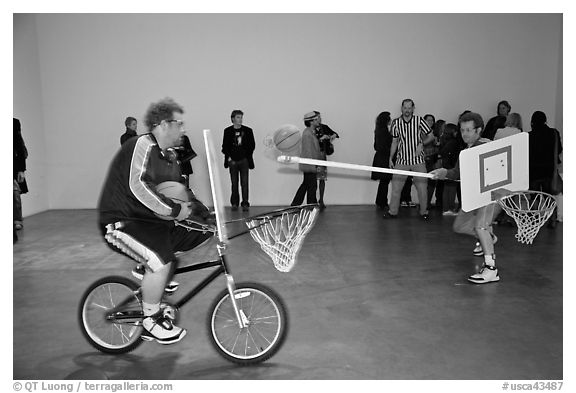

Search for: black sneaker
xmin=231 ymin=205 xmax=239 ymax=211
xmin=241 ymin=202 xmax=250 ymax=212
xmin=382 ymin=211 xmax=398 ymax=219
xmin=420 ymin=213 xmax=430 ymax=220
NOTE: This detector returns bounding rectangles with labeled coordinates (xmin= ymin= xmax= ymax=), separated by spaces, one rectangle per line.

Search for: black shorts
xmin=100 ymin=220 xmax=212 ymax=272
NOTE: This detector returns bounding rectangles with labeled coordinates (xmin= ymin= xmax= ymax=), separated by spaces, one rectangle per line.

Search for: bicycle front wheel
xmin=208 ymin=282 xmax=288 ymax=365
xmin=79 ymin=276 xmax=144 ymax=354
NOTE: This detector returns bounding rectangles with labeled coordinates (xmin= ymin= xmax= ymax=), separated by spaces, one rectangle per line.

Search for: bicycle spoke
xmin=248 ymin=324 xmax=273 ymax=346
xmin=210 ymin=285 xmax=286 ymax=362
xmin=89 ymin=302 xmax=110 ymax=310
xmin=228 ymin=330 xmax=242 ymax=354
xmin=246 ymin=327 xmax=265 ymax=353
xmin=81 ymin=279 xmax=143 ymax=352
xmin=107 ymin=284 xmax=116 ymax=308
xmin=113 ymin=323 xmax=130 ymax=343
xmin=214 ymin=307 xmax=236 ymax=321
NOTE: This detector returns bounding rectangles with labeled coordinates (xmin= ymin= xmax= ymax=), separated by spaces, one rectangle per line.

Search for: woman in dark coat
xmin=14 ymin=118 xmax=28 ymax=234
xmin=372 ymin=112 xmax=393 ymax=210
xmin=528 ymin=111 xmax=562 ymax=227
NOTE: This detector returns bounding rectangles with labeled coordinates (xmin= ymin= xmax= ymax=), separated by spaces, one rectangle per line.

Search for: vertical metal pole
xmin=218 ymin=244 xmax=245 ymax=328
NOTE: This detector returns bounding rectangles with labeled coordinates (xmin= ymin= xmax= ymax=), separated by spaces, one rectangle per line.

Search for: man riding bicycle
xmin=98 ymin=98 xmax=212 ymax=344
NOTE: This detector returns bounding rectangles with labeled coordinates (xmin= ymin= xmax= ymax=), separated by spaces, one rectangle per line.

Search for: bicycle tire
xmin=78 ymin=276 xmax=144 ymax=354
xmin=207 ymin=282 xmax=289 ymax=365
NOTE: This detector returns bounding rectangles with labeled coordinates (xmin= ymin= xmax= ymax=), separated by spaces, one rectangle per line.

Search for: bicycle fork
xmin=218 ymin=244 xmax=247 ymax=329
xmin=224 ymin=274 xmax=248 ymax=329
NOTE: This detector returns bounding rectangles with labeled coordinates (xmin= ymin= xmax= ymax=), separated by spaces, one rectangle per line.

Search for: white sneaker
xmin=472 ymin=234 xmax=498 ymax=256
xmin=142 ymin=312 xmax=187 ymax=344
xmin=442 ymin=210 xmax=458 ymax=216
xmin=468 ymin=264 xmax=500 ymax=284
xmin=132 ymin=265 xmax=179 ymax=294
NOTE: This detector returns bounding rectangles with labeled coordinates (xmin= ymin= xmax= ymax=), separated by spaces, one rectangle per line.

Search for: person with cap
xmin=313 ymin=111 xmax=339 ymax=210
xmin=291 ymin=111 xmax=323 ymax=206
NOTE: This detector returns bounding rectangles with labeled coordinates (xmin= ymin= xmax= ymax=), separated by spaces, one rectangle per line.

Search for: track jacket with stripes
xmin=98 ymin=133 xmax=184 ymax=225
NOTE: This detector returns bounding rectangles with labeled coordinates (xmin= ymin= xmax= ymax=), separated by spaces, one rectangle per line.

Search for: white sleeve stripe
xmin=128 ymin=135 xmax=173 ymax=216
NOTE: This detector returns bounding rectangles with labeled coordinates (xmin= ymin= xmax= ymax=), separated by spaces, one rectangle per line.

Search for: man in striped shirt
xmin=383 ymin=99 xmax=435 ymax=219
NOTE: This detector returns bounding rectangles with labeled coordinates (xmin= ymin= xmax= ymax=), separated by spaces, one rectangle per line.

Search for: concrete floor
xmin=13 ymin=206 xmax=562 ymax=380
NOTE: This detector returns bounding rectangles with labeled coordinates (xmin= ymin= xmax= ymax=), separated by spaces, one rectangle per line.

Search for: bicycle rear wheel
xmin=79 ymin=276 xmax=144 ymax=354
xmin=208 ymin=282 xmax=288 ymax=365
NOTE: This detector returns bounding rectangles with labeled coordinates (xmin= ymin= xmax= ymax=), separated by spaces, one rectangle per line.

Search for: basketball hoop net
xmin=245 ymin=205 xmax=319 ymax=272
xmin=498 ymin=191 xmax=557 ymax=244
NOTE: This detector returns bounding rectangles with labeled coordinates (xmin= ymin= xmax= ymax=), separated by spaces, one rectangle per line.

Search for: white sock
xmin=484 ymin=254 xmax=496 ymax=267
xmin=142 ymin=302 xmax=160 ymax=317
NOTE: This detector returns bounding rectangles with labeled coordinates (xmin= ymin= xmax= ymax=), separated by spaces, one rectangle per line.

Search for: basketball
xmin=155 ymin=181 xmax=189 ymax=220
xmin=273 ymin=125 xmax=301 ymax=153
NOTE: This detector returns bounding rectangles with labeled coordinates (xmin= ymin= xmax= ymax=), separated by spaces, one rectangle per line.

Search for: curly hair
xmin=144 ymin=98 xmax=184 ymax=132
xmin=459 ymin=112 xmax=484 ymax=131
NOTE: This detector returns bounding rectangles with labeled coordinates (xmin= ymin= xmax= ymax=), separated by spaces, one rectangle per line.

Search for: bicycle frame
xmin=171 ymin=238 xmax=246 ymax=329
xmin=109 ymin=206 xmax=313 ymax=331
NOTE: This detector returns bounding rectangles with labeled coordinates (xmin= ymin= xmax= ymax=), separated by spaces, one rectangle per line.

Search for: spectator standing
xmin=121 ymin=117 xmax=138 ymax=145
xmin=371 ymin=111 xmax=393 ymax=210
xmin=494 ymin=113 xmax=523 ymax=140
xmin=528 ymin=111 xmax=562 ymax=228
xmin=423 ymin=116 xmax=443 ymax=210
xmin=482 ymin=100 xmax=511 ymax=140
xmin=291 ymin=111 xmax=323 ymax=206
xmin=313 ymin=111 xmax=339 ymax=211
xmin=383 ymin=99 xmax=434 ymax=220
xmin=222 ymin=110 xmax=256 ymax=211
xmin=13 ymin=118 xmax=28 ymax=232
xmin=438 ymin=123 xmax=461 ymax=215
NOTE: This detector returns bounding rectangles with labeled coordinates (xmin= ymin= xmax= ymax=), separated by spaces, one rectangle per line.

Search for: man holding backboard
xmin=430 ymin=112 xmax=501 ymax=284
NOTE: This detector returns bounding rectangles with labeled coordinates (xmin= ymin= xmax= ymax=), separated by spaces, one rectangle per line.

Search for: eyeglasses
xmin=154 ymin=119 xmax=184 ymax=128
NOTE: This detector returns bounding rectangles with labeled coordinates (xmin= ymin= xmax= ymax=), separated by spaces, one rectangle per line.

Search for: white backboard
xmin=460 ymin=132 xmax=529 ymax=212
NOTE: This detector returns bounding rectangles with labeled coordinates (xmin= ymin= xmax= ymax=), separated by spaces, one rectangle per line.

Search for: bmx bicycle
xmin=78 ymin=204 xmax=319 ymax=365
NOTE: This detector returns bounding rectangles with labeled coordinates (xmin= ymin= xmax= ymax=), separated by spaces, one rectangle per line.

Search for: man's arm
xmin=422 ymin=132 xmax=435 ymax=145
xmin=246 ymin=127 xmax=256 ymax=153
xmin=221 ymin=129 xmax=231 ymax=167
xmin=430 ymin=153 xmax=461 ymax=180
xmin=389 ymin=138 xmax=399 ymax=167
xmin=128 ymin=136 xmax=187 ymax=219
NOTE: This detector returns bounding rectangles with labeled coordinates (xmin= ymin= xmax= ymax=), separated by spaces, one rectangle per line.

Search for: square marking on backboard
xmin=479 ymin=146 xmax=512 ymax=193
